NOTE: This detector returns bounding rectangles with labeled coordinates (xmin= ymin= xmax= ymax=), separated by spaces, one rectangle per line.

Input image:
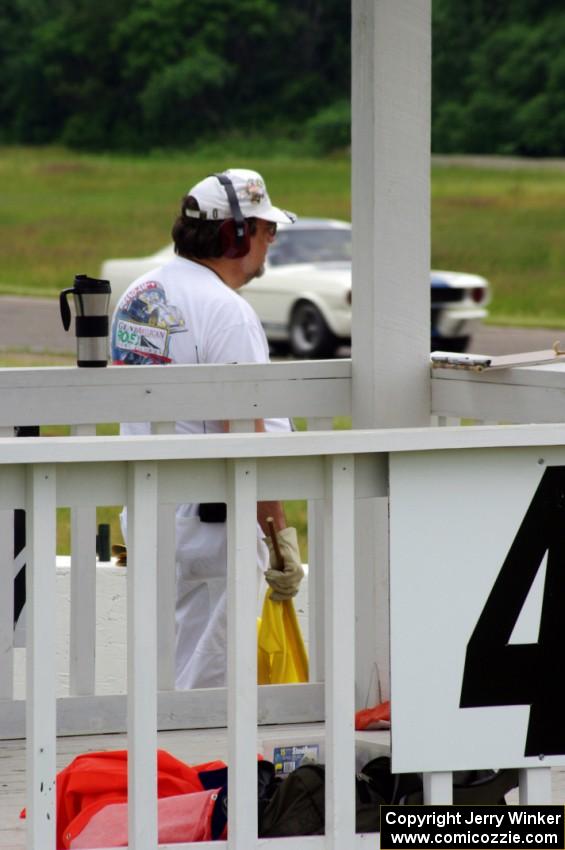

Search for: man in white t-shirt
xmin=110 ymin=169 xmax=304 ymax=689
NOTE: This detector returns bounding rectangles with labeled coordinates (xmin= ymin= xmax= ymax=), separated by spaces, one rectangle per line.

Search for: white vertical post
xmin=324 ymin=455 xmax=356 ymax=848
xmin=127 ymin=461 xmax=158 ymax=850
xmin=351 ymin=0 xmax=431 ymax=426
xmin=423 ymin=772 xmax=453 ymax=804
xmin=26 ymin=464 xmax=57 ymax=850
xmin=157 ymin=503 xmax=177 ymax=691
xmin=0 ymin=510 xmax=14 ymax=698
xmin=519 ymin=768 xmax=552 ymax=804
xmin=69 ymin=424 xmax=97 ymax=695
xmin=351 ymin=0 xmax=432 ymax=706
xmin=227 ymin=458 xmax=258 ymax=850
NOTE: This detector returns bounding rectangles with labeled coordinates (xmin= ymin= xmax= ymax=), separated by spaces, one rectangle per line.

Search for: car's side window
xmin=268 ymin=230 xmax=352 ymax=267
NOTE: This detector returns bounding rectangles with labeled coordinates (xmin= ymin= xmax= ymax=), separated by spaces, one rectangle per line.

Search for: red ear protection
xmin=218 ymin=218 xmax=250 ymax=258
xmin=213 ymin=173 xmax=250 ymax=258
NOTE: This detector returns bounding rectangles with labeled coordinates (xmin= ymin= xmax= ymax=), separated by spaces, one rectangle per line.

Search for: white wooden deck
xmin=2 ymin=726 xmax=565 ymax=848
xmin=0 ymin=724 xmax=391 ymax=849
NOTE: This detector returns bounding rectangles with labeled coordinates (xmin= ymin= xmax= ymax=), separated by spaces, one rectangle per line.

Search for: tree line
xmin=433 ymin=0 xmax=565 ymax=156
xmin=1 ymin=0 xmax=564 ymax=156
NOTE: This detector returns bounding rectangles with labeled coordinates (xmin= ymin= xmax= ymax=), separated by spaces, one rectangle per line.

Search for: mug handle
xmin=59 ymin=288 xmax=75 ymax=331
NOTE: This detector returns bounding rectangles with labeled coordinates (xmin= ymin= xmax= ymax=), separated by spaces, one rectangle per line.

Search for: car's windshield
xmin=268 ymin=228 xmax=352 ymax=266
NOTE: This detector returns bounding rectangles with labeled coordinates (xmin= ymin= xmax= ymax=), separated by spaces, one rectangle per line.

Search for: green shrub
xmin=304 ymin=100 xmax=350 ymax=155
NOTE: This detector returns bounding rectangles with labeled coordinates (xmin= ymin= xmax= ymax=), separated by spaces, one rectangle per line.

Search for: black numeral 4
xmin=460 ymin=466 xmax=565 ymax=757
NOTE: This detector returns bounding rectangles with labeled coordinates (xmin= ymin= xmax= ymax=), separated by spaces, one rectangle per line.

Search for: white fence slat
xmin=69 ymin=506 xmax=97 ymax=695
xmin=0 ymin=509 xmax=14 ymax=698
xmin=227 ymin=458 xmax=259 ymax=850
xmin=306 ymin=499 xmax=324 ymax=683
xmin=423 ymin=772 xmax=453 ymax=804
xmin=355 ymin=496 xmax=388 ymax=710
xmin=324 ymin=455 xmax=356 ymax=848
xmin=127 ymin=461 xmax=159 ymax=850
xmin=306 ymin=419 xmax=333 ymax=682
xmin=518 ymin=767 xmax=552 ymax=804
xmin=26 ymin=464 xmax=57 ymax=850
xmin=157 ymin=503 xmax=177 ymax=690
xmin=68 ymin=422 xmax=98 ymax=696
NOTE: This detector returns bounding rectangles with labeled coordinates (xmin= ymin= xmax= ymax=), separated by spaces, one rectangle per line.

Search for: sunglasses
xmin=259 ymin=220 xmax=277 ymax=238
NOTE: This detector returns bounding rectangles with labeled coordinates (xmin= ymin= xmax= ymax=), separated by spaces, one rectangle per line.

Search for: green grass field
xmin=3 ymin=146 xmax=565 ymax=325
xmin=0 ymin=146 xmax=350 ymax=298
xmin=3 ymin=145 xmax=565 ymax=554
xmin=432 ymin=165 xmax=565 ymax=326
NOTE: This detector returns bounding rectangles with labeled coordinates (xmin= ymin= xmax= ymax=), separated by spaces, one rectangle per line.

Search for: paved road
xmin=0 ymin=295 xmax=562 ymax=357
xmin=466 ymin=323 xmax=564 ymax=356
xmin=0 ymin=296 xmax=74 ymax=353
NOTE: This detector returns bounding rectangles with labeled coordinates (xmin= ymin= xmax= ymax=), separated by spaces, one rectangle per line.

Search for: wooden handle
xmin=266 ymin=517 xmax=285 ymax=571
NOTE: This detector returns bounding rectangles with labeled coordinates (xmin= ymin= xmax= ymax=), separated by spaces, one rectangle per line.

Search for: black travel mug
xmin=60 ymin=274 xmax=112 ymax=367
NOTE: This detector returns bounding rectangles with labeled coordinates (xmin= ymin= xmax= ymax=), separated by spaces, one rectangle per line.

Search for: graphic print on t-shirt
xmin=111 ymin=280 xmax=187 ymax=364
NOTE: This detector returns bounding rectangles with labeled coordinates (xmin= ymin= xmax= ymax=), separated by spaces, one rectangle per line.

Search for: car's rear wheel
xmin=289 ymin=301 xmax=338 ymax=358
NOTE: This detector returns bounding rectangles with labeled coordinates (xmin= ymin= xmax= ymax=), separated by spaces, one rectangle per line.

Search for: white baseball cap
xmin=185 ymin=168 xmax=296 ymax=224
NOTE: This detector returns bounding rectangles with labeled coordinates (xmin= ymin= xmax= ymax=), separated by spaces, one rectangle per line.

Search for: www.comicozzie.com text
xmin=381 ymin=807 xmax=564 ymax=848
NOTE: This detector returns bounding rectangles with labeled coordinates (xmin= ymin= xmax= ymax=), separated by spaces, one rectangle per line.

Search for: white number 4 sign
xmin=390 ymin=449 xmax=565 ymax=774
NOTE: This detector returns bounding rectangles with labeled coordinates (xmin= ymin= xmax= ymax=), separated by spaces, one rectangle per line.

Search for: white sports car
xmin=102 ymin=218 xmax=490 ymax=358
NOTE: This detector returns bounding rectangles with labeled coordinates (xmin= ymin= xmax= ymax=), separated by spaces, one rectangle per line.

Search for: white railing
xmin=431 ymin=362 xmax=565 ymax=424
xmin=1 ymin=361 xmax=564 ymax=848
xmin=0 ymin=360 xmax=351 ymax=731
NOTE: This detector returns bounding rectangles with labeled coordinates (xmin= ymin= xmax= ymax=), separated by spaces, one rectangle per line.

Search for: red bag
xmin=68 ymin=789 xmax=220 ymax=847
xmin=355 ymin=699 xmax=391 ymax=731
xmin=21 ymin=749 xmax=226 ymax=849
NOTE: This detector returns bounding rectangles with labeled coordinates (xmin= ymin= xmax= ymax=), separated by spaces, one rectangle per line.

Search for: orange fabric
xmin=355 ymin=700 xmax=391 ymax=731
xmin=21 ymin=749 xmax=225 ymax=849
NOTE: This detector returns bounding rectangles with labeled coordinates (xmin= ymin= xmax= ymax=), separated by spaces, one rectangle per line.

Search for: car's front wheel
xmin=289 ymin=301 xmax=339 ymax=358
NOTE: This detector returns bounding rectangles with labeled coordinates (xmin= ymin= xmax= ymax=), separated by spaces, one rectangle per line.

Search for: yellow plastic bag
xmin=257 ymin=588 xmax=309 ymax=685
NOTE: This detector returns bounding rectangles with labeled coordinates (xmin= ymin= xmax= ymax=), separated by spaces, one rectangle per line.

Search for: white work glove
xmin=264 ymin=526 xmax=305 ymax=601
